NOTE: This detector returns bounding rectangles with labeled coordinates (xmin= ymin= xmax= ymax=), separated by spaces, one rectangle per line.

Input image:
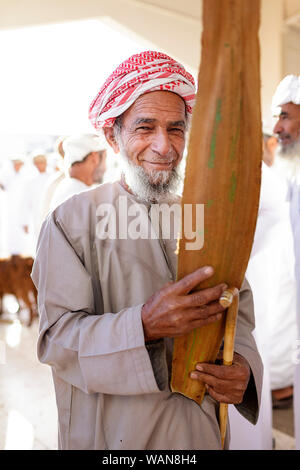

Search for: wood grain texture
xmin=171 ymin=0 xmax=262 ymax=405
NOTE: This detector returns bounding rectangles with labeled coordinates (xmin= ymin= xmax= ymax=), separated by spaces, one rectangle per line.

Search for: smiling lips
xmin=278 ymin=134 xmax=291 ymax=145
xmin=142 ymin=159 xmax=176 ymax=170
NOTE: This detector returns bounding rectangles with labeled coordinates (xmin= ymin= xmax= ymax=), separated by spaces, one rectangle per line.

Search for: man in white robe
xmin=39 ymin=136 xmax=66 ymax=223
xmin=20 ymin=152 xmax=53 ymax=255
xmin=229 ymin=161 xmax=297 ymax=449
xmin=0 ymin=157 xmax=30 ymax=255
xmin=49 ymin=134 xmax=107 ymax=212
xmin=32 ymin=51 xmax=263 ymax=450
xmin=272 ymin=74 xmax=300 ymax=449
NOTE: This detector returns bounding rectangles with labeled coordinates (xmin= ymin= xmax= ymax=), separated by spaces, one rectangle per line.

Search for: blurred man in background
xmin=50 ymin=134 xmax=107 ymax=210
xmin=0 ymin=156 xmax=29 ymax=255
xmin=21 ymin=151 xmax=52 ymax=254
xmin=39 ymin=135 xmax=67 ymax=222
xmin=272 ymin=74 xmax=300 ymax=450
xmin=229 ymin=130 xmax=296 ymax=449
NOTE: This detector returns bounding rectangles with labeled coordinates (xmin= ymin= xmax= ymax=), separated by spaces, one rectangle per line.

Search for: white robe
xmin=0 ymin=166 xmax=31 ymax=255
xmin=39 ymin=171 xmax=65 ymax=223
xmin=50 ymin=176 xmax=89 ymax=211
xmin=229 ymin=163 xmax=297 ymax=450
xmin=288 ymin=178 xmax=300 ymax=450
xmin=21 ymin=171 xmax=52 ymax=255
xmin=0 ymin=188 xmax=6 ymax=256
xmin=263 ymin=165 xmax=297 ymax=391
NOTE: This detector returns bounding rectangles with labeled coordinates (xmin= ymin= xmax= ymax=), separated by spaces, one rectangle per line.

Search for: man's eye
xmin=136 ymin=126 xmax=152 ymax=131
xmin=170 ymin=128 xmax=184 ymax=134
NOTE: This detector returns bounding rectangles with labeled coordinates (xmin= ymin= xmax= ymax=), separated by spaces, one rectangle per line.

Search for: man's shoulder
xmin=47 ymin=171 xmax=65 ymax=188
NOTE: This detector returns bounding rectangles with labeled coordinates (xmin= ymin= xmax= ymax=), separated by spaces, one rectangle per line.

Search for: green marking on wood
xmin=207 ymin=199 xmax=214 ymax=207
xmin=229 ymin=171 xmax=237 ymax=203
xmin=183 ymin=329 xmax=198 ymax=387
xmin=208 ymin=99 xmax=222 ymax=169
xmin=229 ymin=99 xmax=242 ymax=161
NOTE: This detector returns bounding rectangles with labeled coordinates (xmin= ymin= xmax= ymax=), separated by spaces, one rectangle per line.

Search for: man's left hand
xmin=190 ymin=352 xmax=250 ymax=404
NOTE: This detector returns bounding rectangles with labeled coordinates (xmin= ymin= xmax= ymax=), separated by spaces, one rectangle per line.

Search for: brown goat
xmin=0 ymin=255 xmax=38 ymax=326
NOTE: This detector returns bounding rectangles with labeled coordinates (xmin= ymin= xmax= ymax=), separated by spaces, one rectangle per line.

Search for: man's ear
xmin=103 ymin=127 xmax=120 ymax=154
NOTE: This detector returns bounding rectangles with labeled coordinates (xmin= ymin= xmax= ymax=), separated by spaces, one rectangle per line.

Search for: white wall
xmin=0 ymin=0 xmax=201 ymax=75
xmin=260 ymin=0 xmax=284 ymax=130
xmin=285 ymin=0 xmax=300 ymax=17
xmin=283 ymin=0 xmax=300 ymax=79
xmin=284 ymin=27 xmax=300 ymax=76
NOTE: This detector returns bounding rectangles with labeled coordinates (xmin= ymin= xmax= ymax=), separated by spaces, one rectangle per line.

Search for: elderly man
xmin=50 ymin=134 xmax=107 ymax=211
xmin=272 ymin=74 xmax=300 ymax=450
xmin=32 ymin=51 xmax=262 ymax=450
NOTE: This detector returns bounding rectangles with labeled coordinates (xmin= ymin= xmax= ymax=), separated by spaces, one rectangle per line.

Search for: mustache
xmin=277 ymin=133 xmax=291 ymax=141
xmin=140 ymin=155 xmax=178 ymax=165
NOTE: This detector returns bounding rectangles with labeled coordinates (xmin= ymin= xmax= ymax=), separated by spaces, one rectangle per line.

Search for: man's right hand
xmin=141 ymin=266 xmax=227 ymax=342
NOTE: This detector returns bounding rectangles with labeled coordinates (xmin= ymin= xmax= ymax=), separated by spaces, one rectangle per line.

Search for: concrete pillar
xmin=260 ymin=0 xmax=284 ymax=130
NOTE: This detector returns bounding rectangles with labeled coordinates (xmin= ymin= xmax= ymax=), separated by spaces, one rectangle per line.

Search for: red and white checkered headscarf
xmin=89 ymin=51 xmax=196 ymax=130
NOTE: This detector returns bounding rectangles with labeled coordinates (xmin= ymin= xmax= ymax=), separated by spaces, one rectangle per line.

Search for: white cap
xmin=9 ymin=155 xmax=25 ymax=163
xmin=31 ymin=149 xmax=47 ymax=161
xmin=63 ymin=134 xmax=105 ymax=168
xmin=272 ymin=75 xmax=300 ymax=114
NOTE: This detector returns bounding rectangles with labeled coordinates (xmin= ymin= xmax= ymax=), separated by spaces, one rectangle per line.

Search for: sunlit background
xmin=0 ymin=17 xmax=156 ymax=450
xmin=0 ymin=18 xmax=157 ymax=260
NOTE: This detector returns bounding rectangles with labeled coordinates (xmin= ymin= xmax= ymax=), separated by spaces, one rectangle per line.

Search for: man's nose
xmin=273 ymin=119 xmax=282 ymax=136
xmin=151 ymin=129 xmax=172 ymax=156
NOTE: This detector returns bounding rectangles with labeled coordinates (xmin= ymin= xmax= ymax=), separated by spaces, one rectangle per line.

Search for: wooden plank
xmin=171 ymin=0 xmax=262 ymax=405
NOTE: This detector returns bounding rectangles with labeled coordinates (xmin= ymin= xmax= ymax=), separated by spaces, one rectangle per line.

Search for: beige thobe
xmin=32 ymin=181 xmax=263 ymax=450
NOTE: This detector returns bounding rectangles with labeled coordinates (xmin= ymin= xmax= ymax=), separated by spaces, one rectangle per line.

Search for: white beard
xmin=275 ymin=137 xmax=300 ymax=181
xmin=118 ymin=150 xmax=183 ymax=204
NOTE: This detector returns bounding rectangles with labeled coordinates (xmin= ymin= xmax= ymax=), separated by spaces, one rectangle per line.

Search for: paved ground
xmin=0 ymin=313 xmax=57 ymax=450
xmin=273 ymin=400 xmax=295 ymax=449
xmin=0 ymin=311 xmax=296 ymax=450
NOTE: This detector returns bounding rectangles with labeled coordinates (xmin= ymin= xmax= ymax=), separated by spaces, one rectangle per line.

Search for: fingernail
xmin=221 ymin=284 xmax=228 ymax=290
xmin=204 ymin=266 xmax=213 ymax=275
xmin=190 ymin=372 xmax=198 ymax=379
xmin=196 ymin=365 xmax=203 ymax=371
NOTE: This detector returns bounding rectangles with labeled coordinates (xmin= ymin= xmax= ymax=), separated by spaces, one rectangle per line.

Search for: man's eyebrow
xmin=280 ymin=111 xmax=289 ymax=117
xmin=168 ymin=120 xmax=186 ymax=129
xmin=133 ymin=118 xmax=187 ymax=128
xmin=133 ymin=118 xmax=156 ymax=126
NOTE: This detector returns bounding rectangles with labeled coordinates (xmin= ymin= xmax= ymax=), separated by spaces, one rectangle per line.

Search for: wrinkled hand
xmin=141 ymin=266 xmax=227 ymax=342
xmin=190 ymin=352 xmax=251 ymax=404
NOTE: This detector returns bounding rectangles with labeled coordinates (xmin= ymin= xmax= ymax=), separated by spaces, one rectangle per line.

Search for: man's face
xmin=33 ymin=157 xmax=47 ymax=173
xmin=116 ymin=90 xmax=186 ymax=175
xmin=13 ymin=161 xmax=24 ymax=173
xmin=92 ymin=150 xmax=107 ymax=184
xmin=273 ymin=102 xmax=300 ymax=153
xmin=104 ymin=91 xmax=187 ymax=202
